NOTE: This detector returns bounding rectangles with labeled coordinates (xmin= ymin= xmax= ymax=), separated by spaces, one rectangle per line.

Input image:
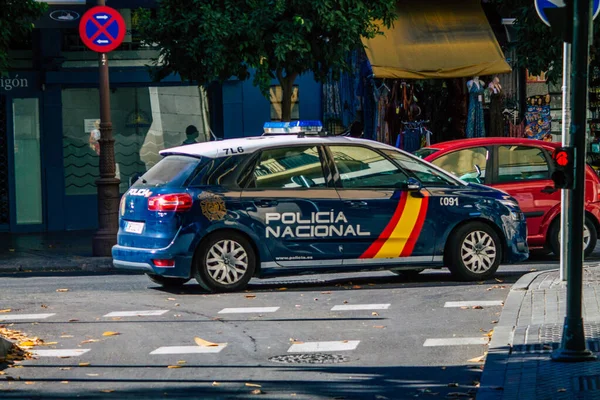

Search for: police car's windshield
xmin=382 ymin=149 xmax=461 ymax=186
xmin=133 ymin=155 xmax=201 ymax=187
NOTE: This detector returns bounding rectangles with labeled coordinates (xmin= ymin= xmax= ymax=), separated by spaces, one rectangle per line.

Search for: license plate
xmin=124 ymin=221 xmax=145 ymax=234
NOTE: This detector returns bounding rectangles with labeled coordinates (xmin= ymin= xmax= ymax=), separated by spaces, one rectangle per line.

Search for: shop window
xmin=248 ymin=146 xmax=325 ymax=189
xmin=270 ymin=85 xmax=299 ymax=121
xmin=431 ymin=147 xmax=488 ymax=183
xmin=62 ymin=86 xmax=209 ymax=195
xmin=496 ymin=145 xmax=550 ymax=183
xmin=329 ymin=146 xmax=408 ymax=189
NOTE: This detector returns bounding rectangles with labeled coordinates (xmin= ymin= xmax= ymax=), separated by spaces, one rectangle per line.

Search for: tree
xmin=489 ymin=0 xmax=600 ymax=83
xmin=138 ymin=0 xmax=397 ymax=121
xmin=0 ymin=0 xmax=46 ymax=74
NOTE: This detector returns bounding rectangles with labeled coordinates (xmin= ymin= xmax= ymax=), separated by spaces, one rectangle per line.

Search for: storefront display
xmin=524 ymin=95 xmax=552 ymax=141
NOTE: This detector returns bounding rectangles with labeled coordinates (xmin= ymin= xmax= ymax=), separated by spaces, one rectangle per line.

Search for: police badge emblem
xmin=199 ymin=192 xmax=227 ymax=221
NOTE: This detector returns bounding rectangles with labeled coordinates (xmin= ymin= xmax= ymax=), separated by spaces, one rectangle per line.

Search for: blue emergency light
xmin=263 ymin=120 xmax=323 ymax=135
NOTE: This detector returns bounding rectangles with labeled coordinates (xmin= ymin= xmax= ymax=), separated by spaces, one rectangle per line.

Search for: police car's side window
xmin=329 ymin=146 xmax=409 ymax=189
xmin=383 ymin=150 xmax=458 ymax=186
xmin=250 ymin=146 xmax=327 ymax=189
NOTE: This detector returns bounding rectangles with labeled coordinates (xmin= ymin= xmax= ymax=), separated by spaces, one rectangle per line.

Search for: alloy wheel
xmin=205 ymin=240 xmax=249 ymax=285
xmin=460 ymin=230 xmax=497 ymax=274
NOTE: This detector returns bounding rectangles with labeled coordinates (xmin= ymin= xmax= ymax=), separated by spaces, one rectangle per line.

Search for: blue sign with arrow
xmin=78 ymin=6 xmax=126 ymax=53
xmin=535 ymin=0 xmax=600 ymax=26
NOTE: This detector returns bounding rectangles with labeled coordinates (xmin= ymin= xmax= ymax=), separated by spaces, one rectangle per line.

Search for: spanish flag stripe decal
xmin=374 ymin=195 xmax=423 ymax=258
xmin=359 ymin=193 xmax=408 ymax=259
xmin=400 ymin=196 xmax=429 ymax=257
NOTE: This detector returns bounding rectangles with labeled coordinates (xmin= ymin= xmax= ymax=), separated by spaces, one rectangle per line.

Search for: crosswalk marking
xmin=0 ymin=313 xmax=55 ymax=321
xmin=423 ymin=337 xmax=489 ymax=347
xmin=103 ymin=310 xmax=169 ymax=317
xmin=331 ymin=304 xmax=390 ymax=311
xmin=150 ymin=345 xmax=227 ymax=355
xmin=31 ymin=349 xmax=91 ymax=357
xmin=218 ymin=307 xmax=279 ymax=314
xmin=444 ymin=301 xmax=504 ymax=308
xmin=287 ymin=340 xmax=360 ymax=353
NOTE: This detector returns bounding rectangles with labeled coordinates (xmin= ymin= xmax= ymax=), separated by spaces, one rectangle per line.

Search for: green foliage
xmin=137 ymin=0 xmax=397 ymax=120
xmin=0 ymin=0 xmax=46 ymax=74
xmin=489 ymin=0 xmax=599 ymax=83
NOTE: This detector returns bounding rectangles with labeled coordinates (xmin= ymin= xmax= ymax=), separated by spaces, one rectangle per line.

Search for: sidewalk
xmin=0 ymin=231 xmax=114 ymax=273
xmin=479 ymin=265 xmax=600 ymax=400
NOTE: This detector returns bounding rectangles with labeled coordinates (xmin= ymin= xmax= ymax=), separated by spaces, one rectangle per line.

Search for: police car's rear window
xmin=133 ymin=155 xmax=201 ymax=188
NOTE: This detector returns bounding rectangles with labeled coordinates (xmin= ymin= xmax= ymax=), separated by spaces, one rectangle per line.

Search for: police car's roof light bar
xmin=263 ymin=120 xmax=324 ymax=136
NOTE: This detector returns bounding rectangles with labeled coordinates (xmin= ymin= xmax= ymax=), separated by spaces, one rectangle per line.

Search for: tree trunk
xmin=277 ymin=69 xmax=298 ymax=122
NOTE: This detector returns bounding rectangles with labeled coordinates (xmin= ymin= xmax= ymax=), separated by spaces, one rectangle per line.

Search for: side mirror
xmin=129 ymin=173 xmax=142 ymax=188
xmin=406 ymin=177 xmax=422 ymax=191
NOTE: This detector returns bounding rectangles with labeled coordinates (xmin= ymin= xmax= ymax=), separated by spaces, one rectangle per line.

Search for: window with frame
xmin=496 ymin=145 xmax=550 ymax=183
xmin=249 ymin=146 xmax=326 ymax=189
xmin=430 ymin=147 xmax=488 ymax=183
xmin=270 ymin=85 xmax=299 ymax=121
xmin=382 ymin=149 xmax=458 ymax=186
xmin=329 ymin=146 xmax=409 ymax=188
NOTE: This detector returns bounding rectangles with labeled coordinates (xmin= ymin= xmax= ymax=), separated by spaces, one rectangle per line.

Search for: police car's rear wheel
xmin=146 ymin=274 xmax=190 ymax=288
xmin=194 ymin=232 xmax=256 ymax=293
xmin=446 ymin=222 xmax=502 ymax=281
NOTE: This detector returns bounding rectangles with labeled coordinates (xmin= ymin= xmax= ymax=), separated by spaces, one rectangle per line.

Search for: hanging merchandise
xmin=524 ymin=95 xmax=552 ymax=141
xmin=466 ymin=77 xmax=486 ymax=138
xmin=487 ymin=77 xmax=504 ymax=137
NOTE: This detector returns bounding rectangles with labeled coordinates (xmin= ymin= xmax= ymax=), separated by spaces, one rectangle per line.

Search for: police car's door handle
xmin=344 ymin=200 xmax=368 ymax=208
xmin=255 ymin=199 xmax=278 ymax=207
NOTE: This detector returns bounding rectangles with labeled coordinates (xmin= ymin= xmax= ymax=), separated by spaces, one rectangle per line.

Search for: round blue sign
xmin=535 ymin=0 xmax=600 ymax=26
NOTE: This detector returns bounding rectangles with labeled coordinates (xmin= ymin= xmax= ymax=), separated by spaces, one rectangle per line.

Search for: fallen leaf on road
xmin=460 ymin=306 xmax=469 ymax=309
xmin=80 ymin=339 xmax=99 ymax=344
xmin=491 ymin=320 xmax=499 ymax=324
xmin=530 ymin=268 xmax=538 ymax=272
xmin=78 ymin=363 xmax=90 ymax=367
xmin=25 ymin=381 xmax=34 ymax=385
xmin=61 ymin=381 xmax=69 ymax=384
xmin=68 ymin=319 xmax=78 ymax=322
xmin=372 ymin=312 xmax=379 ymax=316
xmin=86 ymin=374 xmax=99 ymax=377
xmin=471 ymin=306 xmax=483 ymax=309
xmin=251 ymin=389 xmax=263 ymax=395
xmin=212 ymin=381 xmax=220 ymax=386
xmin=321 ymin=291 xmax=331 ymax=294
xmin=194 ymin=337 xmax=219 ymax=347
xmin=352 ymin=285 xmax=361 ymax=289
xmin=278 ymin=288 xmax=287 ymax=291
xmin=167 ymin=297 xmax=176 ymax=301
xmin=111 ymin=317 xmax=121 ymax=321
xmin=59 ymin=367 xmax=71 ymax=371
xmin=18 ymin=341 xmax=35 ymax=347
xmin=485 ymin=329 xmax=494 ymax=337
xmin=60 ymin=335 xmax=74 ymax=338
xmin=56 ymin=289 xmax=69 ymax=292
xmin=467 ymin=354 xmax=486 ymax=363
xmin=100 ymin=390 xmax=114 ymax=393
xmin=343 ymin=300 xmax=348 ymax=304
xmin=373 ymin=326 xmax=386 ymax=329
xmin=102 ymin=331 xmax=120 ymax=337
xmin=43 ymin=342 xmax=58 ymax=346
xmin=245 ymin=294 xmax=256 ymax=299
xmin=0 ymin=371 xmax=5 ymax=375
xmin=342 ymin=340 xmax=349 ymax=343
xmin=177 ymin=360 xmax=186 ymax=364
xmin=495 ymin=278 xmax=504 ymax=283
xmin=0 ymin=309 xmax=11 ymax=313
xmin=167 ymin=365 xmax=181 ymax=369
xmin=40 ymin=305 xmax=48 ymax=309
xmin=246 ymin=383 xmax=262 ymax=387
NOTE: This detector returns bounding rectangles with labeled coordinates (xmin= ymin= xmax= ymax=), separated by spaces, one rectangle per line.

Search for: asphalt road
xmin=0 ymin=254 xmax=594 ymax=400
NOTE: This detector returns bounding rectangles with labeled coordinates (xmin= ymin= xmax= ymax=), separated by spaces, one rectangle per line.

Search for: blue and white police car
xmin=112 ymin=121 xmax=528 ymax=292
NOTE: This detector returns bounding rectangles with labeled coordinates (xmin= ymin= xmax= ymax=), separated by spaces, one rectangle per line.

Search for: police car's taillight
xmin=148 ymin=194 xmax=193 ymax=212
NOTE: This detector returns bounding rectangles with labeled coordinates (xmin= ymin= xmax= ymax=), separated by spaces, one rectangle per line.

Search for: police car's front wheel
xmin=446 ymin=222 xmax=502 ymax=281
xmin=194 ymin=232 xmax=256 ymax=293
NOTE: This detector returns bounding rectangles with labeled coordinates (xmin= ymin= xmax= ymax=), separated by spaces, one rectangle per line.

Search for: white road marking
xmin=444 ymin=301 xmax=504 ymax=308
xmin=31 ymin=349 xmax=91 ymax=357
xmin=218 ymin=307 xmax=280 ymax=314
xmin=150 ymin=345 xmax=227 ymax=355
xmin=331 ymin=304 xmax=391 ymax=311
xmin=103 ymin=310 xmax=169 ymax=317
xmin=423 ymin=338 xmax=489 ymax=347
xmin=0 ymin=313 xmax=55 ymax=321
xmin=288 ymin=340 xmax=360 ymax=353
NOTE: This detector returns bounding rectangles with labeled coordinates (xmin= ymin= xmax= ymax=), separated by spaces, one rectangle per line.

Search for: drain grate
xmin=268 ymin=353 xmax=349 ymax=364
xmin=575 ymin=375 xmax=600 ymax=392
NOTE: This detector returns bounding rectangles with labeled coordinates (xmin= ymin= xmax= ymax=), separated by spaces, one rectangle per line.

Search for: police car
xmin=112 ymin=121 xmax=529 ymax=292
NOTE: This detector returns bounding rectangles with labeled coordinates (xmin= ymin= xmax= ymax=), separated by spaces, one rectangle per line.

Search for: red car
xmin=415 ymin=137 xmax=600 ymax=256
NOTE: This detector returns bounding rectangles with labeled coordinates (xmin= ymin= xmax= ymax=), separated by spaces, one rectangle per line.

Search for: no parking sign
xmin=79 ymin=6 xmax=126 ymax=53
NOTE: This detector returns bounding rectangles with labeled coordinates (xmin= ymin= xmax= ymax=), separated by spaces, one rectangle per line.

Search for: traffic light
xmin=551 ymin=146 xmax=575 ymax=189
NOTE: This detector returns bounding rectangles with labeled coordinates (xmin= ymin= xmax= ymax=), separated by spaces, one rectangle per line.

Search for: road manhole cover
xmin=268 ymin=353 xmax=349 ymax=364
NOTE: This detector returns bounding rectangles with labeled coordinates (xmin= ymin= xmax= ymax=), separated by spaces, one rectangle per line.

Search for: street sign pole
xmin=79 ymin=1 xmax=126 ymax=256
xmin=560 ymin=42 xmax=572 ymax=282
xmin=552 ymin=0 xmax=596 ymax=362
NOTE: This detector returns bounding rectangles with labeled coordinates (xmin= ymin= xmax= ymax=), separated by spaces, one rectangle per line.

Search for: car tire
xmin=446 ymin=222 xmax=502 ymax=281
xmin=391 ymin=269 xmax=424 ymax=278
xmin=146 ymin=274 xmax=190 ymax=288
xmin=549 ymin=216 xmax=597 ymax=258
xmin=194 ymin=231 xmax=256 ymax=293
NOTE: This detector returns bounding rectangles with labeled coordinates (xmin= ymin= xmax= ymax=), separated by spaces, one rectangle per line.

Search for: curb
xmin=0 ymin=336 xmax=13 ymax=358
xmin=477 ymin=268 xmax=557 ymax=400
xmin=0 ymin=257 xmax=116 ymax=274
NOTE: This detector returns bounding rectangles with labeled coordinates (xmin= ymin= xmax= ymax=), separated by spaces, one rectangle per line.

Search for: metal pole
xmin=552 ymin=0 xmax=596 ymax=362
xmin=92 ymin=0 xmax=120 ymax=256
xmin=560 ymin=42 xmax=572 ymax=282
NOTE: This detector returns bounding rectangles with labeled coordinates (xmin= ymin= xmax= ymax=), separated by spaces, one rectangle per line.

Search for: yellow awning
xmin=362 ymin=0 xmax=511 ymax=79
